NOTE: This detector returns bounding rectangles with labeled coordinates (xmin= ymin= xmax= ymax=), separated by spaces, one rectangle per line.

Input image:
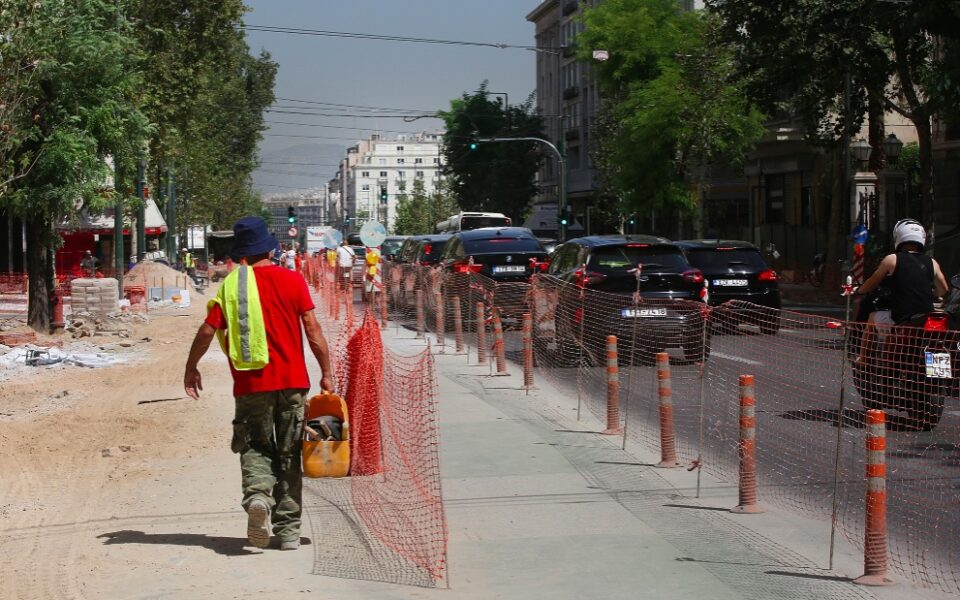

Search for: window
xmin=414 ymin=158 xmax=423 ymax=164
xmin=361 ymin=184 xmax=370 ymax=191
xmin=433 ymin=157 xmax=440 ymax=164
xmin=416 ymin=171 xmax=425 ymax=178
xmin=765 ymin=174 xmax=785 ymax=223
xmin=397 ymin=158 xmax=405 ymax=165
xmin=361 ymin=171 xmax=369 ymax=177
xmin=379 ymin=171 xmax=388 ymax=177
xmin=396 ymin=145 xmax=405 ymax=152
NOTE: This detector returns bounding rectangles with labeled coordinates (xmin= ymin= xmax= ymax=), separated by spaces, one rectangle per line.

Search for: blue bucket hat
xmin=230 ymin=217 xmax=278 ymax=260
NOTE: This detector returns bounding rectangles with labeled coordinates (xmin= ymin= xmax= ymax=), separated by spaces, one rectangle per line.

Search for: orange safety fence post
xmin=345 ymin=284 xmax=354 ymax=325
xmin=434 ymin=289 xmax=445 ymax=349
xmin=732 ymin=374 xmax=763 ymax=514
xmin=602 ymin=335 xmax=623 ymax=434
xmin=415 ymin=288 xmax=425 ymax=338
xmin=522 ymin=312 xmax=534 ymax=392
xmin=476 ymin=301 xmax=487 ymax=365
xmin=331 ymin=280 xmax=340 ymax=320
xmin=380 ymin=286 xmax=388 ymax=330
xmin=452 ymin=296 xmax=465 ymax=354
xmin=492 ymin=307 xmax=508 ymax=375
xmin=655 ymin=352 xmax=680 ymax=466
xmin=853 ymin=409 xmax=895 ymax=586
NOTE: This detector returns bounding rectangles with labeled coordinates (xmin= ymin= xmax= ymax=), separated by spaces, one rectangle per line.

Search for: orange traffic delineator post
xmin=854 ymin=409 xmax=895 ymax=586
xmin=434 ymin=290 xmax=445 ymax=348
xmin=476 ymin=301 xmax=488 ymax=365
xmin=656 ymin=352 xmax=680 ymax=467
xmin=602 ymin=335 xmax=623 ymax=435
xmin=492 ymin=307 xmax=508 ymax=375
xmin=522 ymin=312 xmax=534 ymax=391
xmin=415 ymin=288 xmax=425 ymax=338
xmin=379 ymin=288 xmax=388 ymax=330
xmin=452 ymin=297 xmax=466 ymax=354
xmin=732 ymin=374 xmax=764 ymax=514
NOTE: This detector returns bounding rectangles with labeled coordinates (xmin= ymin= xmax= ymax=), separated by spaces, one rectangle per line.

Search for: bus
xmin=435 ymin=212 xmax=512 ymax=234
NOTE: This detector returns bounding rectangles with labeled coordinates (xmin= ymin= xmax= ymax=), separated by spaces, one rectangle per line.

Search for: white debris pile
xmin=0 ymin=344 xmax=125 ymax=370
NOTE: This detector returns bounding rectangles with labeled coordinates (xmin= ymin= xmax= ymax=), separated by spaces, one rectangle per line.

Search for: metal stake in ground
xmin=603 ymin=335 xmax=623 ymax=435
xmin=434 ymin=289 xmax=445 ymax=350
xmin=656 ymin=352 xmax=680 ymax=467
xmin=853 ymin=409 xmax=894 ymax=586
xmin=829 ymin=274 xmax=854 ymax=569
xmin=731 ymin=374 xmax=763 ymax=514
xmin=492 ymin=307 xmax=508 ymax=375
xmin=476 ymin=301 xmax=487 ymax=365
xmin=415 ymin=288 xmax=425 ymax=338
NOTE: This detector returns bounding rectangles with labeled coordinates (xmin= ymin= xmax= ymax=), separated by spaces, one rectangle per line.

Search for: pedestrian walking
xmin=183 ymin=216 xmax=333 ymax=551
xmin=336 ymin=240 xmax=355 ymax=291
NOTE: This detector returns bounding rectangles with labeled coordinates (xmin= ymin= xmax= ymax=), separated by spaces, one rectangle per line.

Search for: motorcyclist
xmin=854 ymin=218 xmax=948 ymax=362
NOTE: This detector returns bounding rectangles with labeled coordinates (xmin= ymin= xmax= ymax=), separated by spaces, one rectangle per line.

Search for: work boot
xmin=279 ymin=537 xmax=300 ymax=551
xmin=246 ymin=498 xmax=271 ymax=549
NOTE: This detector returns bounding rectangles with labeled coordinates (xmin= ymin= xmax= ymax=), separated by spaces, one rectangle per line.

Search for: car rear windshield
xmin=382 ymin=240 xmax=404 ymax=254
xmin=421 ymin=240 xmax=448 ymax=260
xmin=685 ymin=248 xmax=767 ymax=270
xmin=462 ymin=216 xmax=511 ymax=230
xmin=588 ymin=246 xmax=688 ymax=273
xmin=463 ymin=237 xmax=542 ymax=253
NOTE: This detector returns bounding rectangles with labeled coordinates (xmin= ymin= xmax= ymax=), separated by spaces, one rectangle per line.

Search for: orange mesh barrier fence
xmin=306 ymin=274 xmax=448 ymax=585
xmin=398 ymin=267 xmax=960 ymax=593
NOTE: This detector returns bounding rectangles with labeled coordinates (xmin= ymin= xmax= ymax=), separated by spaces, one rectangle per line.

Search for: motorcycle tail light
xmin=924 ymin=314 xmax=949 ymax=332
xmin=758 ymin=269 xmax=778 ymax=282
xmin=682 ymin=269 xmax=704 ymax=284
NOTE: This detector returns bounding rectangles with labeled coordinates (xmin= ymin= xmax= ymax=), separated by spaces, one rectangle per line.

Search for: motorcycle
xmin=849 ymin=275 xmax=960 ymax=430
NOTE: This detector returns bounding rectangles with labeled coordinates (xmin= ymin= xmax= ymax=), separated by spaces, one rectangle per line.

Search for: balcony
xmin=563 ymin=86 xmax=580 ymax=100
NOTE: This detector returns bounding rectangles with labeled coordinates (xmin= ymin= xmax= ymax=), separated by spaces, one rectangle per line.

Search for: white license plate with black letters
xmin=622 ymin=308 xmax=668 ymax=318
xmin=493 ymin=265 xmax=525 ymax=274
xmin=713 ymin=279 xmax=748 ymax=287
xmin=925 ymin=349 xmax=952 ymax=379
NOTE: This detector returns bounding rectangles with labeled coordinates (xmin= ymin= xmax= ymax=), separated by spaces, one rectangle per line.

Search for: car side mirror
xmin=951 ymin=274 xmax=960 ymax=290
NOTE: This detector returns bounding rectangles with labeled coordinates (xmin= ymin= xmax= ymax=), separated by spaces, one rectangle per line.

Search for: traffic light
xmin=469 ymin=141 xmax=478 ymax=151
xmin=287 ymin=205 xmax=297 ymax=224
xmin=560 ymin=216 xmax=568 ymax=226
xmin=380 ymin=186 xmax=388 ymax=203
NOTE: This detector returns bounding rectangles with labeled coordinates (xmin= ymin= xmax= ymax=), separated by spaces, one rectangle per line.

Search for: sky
xmin=244 ymin=1 xmax=542 ymax=195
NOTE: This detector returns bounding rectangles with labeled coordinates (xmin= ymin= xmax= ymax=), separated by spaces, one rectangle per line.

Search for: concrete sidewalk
xmin=375 ymin=325 xmax=954 ymax=600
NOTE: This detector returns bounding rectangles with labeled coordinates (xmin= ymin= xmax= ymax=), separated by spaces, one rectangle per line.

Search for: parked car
xmin=381 ymin=236 xmax=408 ymax=261
xmin=538 ymin=238 xmax=559 ymax=255
xmin=676 ymin=240 xmax=781 ymax=334
xmin=546 ymin=235 xmax=709 ymax=363
xmin=392 ymin=234 xmax=452 ymax=309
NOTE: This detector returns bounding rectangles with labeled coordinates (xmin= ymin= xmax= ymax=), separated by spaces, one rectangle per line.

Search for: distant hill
xmin=252 ymin=143 xmax=347 ymax=197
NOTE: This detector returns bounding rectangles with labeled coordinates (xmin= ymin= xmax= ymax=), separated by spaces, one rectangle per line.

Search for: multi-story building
xmin=262 ymin=186 xmax=329 ymax=245
xmin=346 ymin=132 xmax=444 ymax=233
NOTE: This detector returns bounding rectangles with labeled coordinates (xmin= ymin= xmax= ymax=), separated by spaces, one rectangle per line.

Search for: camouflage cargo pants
xmin=232 ymin=389 xmax=307 ymax=542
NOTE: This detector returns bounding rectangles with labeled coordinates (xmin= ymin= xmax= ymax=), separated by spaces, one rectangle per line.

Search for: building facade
xmin=262 ymin=185 xmax=330 ymax=245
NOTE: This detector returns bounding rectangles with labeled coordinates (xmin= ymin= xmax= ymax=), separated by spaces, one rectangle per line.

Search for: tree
xmin=577 ymin=0 xmax=765 ymax=233
xmin=708 ymin=0 xmax=960 ymax=236
xmin=393 ymin=178 xmax=460 ymax=235
xmin=1 ymin=0 xmax=151 ymax=331
xmin=440 ymin=83 xmax=545 ymax=224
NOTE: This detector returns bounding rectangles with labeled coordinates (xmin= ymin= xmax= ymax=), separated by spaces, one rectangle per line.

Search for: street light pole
xmin=476 ymin=136 xmax=567 ymax=241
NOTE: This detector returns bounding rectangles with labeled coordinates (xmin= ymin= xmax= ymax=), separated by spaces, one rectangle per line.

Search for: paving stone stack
xmin=70 ymin=278 xmax=119 ymax=315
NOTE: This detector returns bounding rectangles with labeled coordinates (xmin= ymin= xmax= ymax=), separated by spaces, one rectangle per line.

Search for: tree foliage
xmin=440 ymin=83 xmax=545 ymax=224
xmin=392 ymin=178 xmax=459 ymax=235
xmin=577 ymin=0 xmax=765 ymax=225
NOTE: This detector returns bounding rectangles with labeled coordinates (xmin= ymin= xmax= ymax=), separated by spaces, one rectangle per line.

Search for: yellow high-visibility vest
xmin=207 ymin=265 xmax=269 ymax=370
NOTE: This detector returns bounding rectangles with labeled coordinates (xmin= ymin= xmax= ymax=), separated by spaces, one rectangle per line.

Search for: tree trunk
xmin=913 ymin=113 xmax=934 ymax=235
xmin=868 ymin=88 xmax=886 ymax=172
xmin=825 ymin=145 xmax=844 ymax=288
xmin=25 ymin=214 xmax=51 ymax=332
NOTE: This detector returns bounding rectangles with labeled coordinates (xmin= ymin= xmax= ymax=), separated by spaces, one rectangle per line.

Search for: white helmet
xmin=892 ymin=218 xmax=926 ymax=251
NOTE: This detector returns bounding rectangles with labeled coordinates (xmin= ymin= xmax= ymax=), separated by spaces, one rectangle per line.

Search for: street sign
xmin=322 ymin=229 xmax=343 ymax=249
xmin=359 ymin=221 xmax=387 ymax=248
xmin=288 ymin=226 xmax=298 ymax=238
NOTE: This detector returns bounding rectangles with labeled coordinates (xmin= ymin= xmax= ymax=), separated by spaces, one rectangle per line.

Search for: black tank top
xmin=888 ymin=251 xmax=934 ymax=323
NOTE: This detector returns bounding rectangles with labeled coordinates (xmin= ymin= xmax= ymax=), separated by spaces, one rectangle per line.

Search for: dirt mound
xmin=125 ymin=261 xmax=191 ymax=289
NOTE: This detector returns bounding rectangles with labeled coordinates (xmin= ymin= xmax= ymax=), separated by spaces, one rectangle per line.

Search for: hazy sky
xmin=244 ymin=1 xmax=542 ymax=193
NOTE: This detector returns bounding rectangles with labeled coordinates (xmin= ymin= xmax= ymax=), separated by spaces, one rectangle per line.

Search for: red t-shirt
xmin=205 ymin=265 xmax=315 ymax=397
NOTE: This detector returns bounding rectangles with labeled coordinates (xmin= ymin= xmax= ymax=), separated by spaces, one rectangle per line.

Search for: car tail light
xmin=758 ymin=269 xmax=778 ymax=282
xmin=626 ymin=243 xmax=649 ymax=248
xmin=924 ymin=313 xmax=949 ymax=332
xmin=682 ymin=269 xmax=704 ymax=284
xmin=506 ymin=218 xmax=512 ymax=226
xmin=530 ymin=258 xmax=550 ymax=272
xmin=574 ymin=268 xmax=607 ymax=288
xmin=423 ymin=244 xmax=432 ymax=255
xmin=452 ymin=260 xmax=482 ymax=274
xmin=419 ymin=261 xmax=432 ymax=266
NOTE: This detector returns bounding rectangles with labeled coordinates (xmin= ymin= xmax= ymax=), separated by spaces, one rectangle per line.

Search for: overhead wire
xmin=243 ymin=24 xmax=539 ymax=52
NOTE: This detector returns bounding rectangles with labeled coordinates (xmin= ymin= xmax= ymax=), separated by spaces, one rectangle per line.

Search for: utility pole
xmin=166 ymin=163 xmax=177 ymax=260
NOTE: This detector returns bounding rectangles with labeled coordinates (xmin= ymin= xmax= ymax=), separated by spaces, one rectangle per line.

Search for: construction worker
xmin=183 ymin=216 xmax=333 ymax=551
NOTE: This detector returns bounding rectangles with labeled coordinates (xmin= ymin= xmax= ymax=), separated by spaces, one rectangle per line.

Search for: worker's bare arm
xmin=302 ymin=310 xmax=333 ymax=392
xmin=184 ymin=322 xmax=216 ymax=399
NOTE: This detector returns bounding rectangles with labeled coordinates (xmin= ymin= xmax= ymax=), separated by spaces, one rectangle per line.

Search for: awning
xmin=59 ymin=198 xmax=168 ymax=235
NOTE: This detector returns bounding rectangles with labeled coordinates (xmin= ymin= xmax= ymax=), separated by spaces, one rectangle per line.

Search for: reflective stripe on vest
xmin=207 ymin=265 xmax=269 ymax=371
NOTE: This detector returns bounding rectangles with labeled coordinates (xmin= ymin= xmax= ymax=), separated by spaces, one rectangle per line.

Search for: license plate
xmin=493 ymin=265 xmax=525 ymax=274
xmin=713 ymin=279 xmax=748 ymax=287
xmin=925 ymin=350 xmax=952 ymax=379
xmin=622 ymin=308 xmax=667 ymax=318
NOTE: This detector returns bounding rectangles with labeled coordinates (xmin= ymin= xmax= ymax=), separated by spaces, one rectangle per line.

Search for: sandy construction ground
xmin=0 ymin=295 xmax=325 ymax=600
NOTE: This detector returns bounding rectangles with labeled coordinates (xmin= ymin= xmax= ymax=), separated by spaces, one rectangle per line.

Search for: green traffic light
xmin=469 ymin=142 xmax=478 ymax=150
xmin=560 ymin=218 xmax=568 ymax=226
xmin=288 ymin=216 xmax=295 ymax=223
